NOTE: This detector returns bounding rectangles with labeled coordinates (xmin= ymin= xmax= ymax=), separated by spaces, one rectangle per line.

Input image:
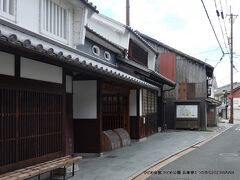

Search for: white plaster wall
xmin=88 ymin=14 xmax=129 ymax=49
xmin=73 ymin=5 xmax=87 ymax=45
xmin=0 ymin=51 xmax=15 ymax=76
xmin=16 ymin=0 xmax=40 ymax=33
xmin=20 ymin=57 xmax=62 ymax=84
xmin=148 ymin=52 xmax=156 ymax=71
xmin=66 ymin=75 xmax=72 ymax=93
xmin=129 ymin=90 xmax=137 ymax=116
xmin=234 ymin=109 xmax=240 ymax=120
xmin=12 ymin=0 xmax=87 ymax=47
xmin=73 ymin=80 xmax=97 ymax=119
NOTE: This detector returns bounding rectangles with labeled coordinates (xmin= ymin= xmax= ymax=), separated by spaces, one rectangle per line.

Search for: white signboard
xmin=176 ymin=105 xmax=198 ymax=119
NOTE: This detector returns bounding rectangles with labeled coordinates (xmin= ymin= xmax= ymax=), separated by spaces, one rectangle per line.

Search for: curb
xmin=127 ymin=124 xmax=233 ymax=180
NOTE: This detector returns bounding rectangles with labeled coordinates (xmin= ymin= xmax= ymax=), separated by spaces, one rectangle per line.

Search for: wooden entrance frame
xmin=101 ymin=82 xmax=130 ymax=133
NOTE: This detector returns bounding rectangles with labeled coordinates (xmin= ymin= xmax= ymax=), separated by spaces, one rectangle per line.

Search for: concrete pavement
xmin=148 ymin=123 xmax=240 ymax=180
xmin=72 ymin=122 xmax=233 ymax=180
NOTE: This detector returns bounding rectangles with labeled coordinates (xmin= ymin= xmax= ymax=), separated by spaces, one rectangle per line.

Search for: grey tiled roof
xmin=80 ymin=0 xmax=98 ymax=13
xmin=214 ymin=82 xmax=240 ymax=95
xmin=140 ymin=33 xmax=214 ymax=70
xmin=0 ymin=31 xmax=158 ymax=90
xmin=126 ymin=27 xmax=158 ymax=55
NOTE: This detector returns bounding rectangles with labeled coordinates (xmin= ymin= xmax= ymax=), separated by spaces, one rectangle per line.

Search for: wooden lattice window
xmin=0 ymin=88 xmax=63 ymax=171
xmin=41 ymin=0 xmax=69 ymax=42
xmin=102 ymin=95 xmax=126 ymax=131
xmin=142 ymin=89 xmax=157 ymax=115
xmin=0 ymin=0 xmax=15 ymax=21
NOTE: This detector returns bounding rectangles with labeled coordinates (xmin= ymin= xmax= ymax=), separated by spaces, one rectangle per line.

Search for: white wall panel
xmin=16 ymin=0 xmax=39 ymax=33
xmin=73 ymin=80 xmax=97 ymax=119
xmin=88 ymin=14 xmax=129 ymax=49
xmin=129 ymin=90 xmax=137 ymax=116
xmin=66 ymin=75 xmax=72 ymax=93
xmin=20 ymin=57 xmax=62 ymax=84
xmin=0 ymin=51 xmax=15 ymax=76
xmin=148 ymin=52 xmax=156 ymax=71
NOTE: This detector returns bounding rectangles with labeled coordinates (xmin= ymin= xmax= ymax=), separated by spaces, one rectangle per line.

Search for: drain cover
xmin=219 ymin=153 xmax=239 ymax=157
xmin=105 ymin=155 xmax=117 ymax=158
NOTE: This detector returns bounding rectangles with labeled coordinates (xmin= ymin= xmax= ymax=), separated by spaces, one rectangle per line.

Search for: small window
xmin=0 ymin=0 xmax=15 ymax=21
xmin=142 ymin=89 xmax=157 ymax=115
xmin=41 ymin=0 xmax=69 ymax=42
xmin=92 ymin=45 xmax=100 ymax=56
xmin=104 ymin=51 xmax=111 ymax=61
xmin=128 ymin=39 xmax=148 ymax=66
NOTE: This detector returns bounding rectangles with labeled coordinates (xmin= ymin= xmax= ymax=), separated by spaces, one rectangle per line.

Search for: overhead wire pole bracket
xmin=214 ymin=53 xmax=225 ymax=68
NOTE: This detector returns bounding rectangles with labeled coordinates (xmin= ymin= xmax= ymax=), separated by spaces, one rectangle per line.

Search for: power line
xmin=214 ymin=53 xmax=225 ymax=68
xmin=214 ymin=0 xmax=229 ymax=53
xmin=205 ymin=58 xmax=221 ymax=62
xmin=219 ymin=0 xmax=230 ymax=53
xmin=194 ymin=48 xmax=220 ymax=55
xmin=200 ymin=0 xmax=225 ymax=54
xmin=233 ymin=64 xmax=238 ymax=72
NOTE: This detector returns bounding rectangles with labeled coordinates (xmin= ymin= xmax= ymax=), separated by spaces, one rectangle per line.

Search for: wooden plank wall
xmin=144 ymin=40 xmax=209 ymax=130
xmin=144 ymin=113 xmax=158 ymax=136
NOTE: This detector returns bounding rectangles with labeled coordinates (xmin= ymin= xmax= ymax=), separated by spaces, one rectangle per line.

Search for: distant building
xmin=214 ymin=82 xmax=240 ymax=120
xmin=140 ymin=33 xmax=218 ymax=130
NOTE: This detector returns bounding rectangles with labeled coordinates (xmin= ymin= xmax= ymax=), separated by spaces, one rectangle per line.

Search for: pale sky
xmin=89 ymin=0 xmax=240 ymax=87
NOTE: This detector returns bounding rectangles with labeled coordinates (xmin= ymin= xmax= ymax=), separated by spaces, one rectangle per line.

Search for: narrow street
xmin=1 ymin=1 xmax=240 ymax=179
xmin=146 ymin=123 xmax=240 ymax=180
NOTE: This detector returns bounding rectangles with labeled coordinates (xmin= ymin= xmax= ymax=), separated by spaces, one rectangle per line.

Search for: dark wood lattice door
xmin=102 ymin=95 xmax=128 ymax=131
xmin=0 ymin=87 xmax=63 ymax=174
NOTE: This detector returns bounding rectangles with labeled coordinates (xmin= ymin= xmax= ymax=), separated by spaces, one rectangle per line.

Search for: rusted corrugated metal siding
xmin=159 ymin=53 xmax=176 ymax=82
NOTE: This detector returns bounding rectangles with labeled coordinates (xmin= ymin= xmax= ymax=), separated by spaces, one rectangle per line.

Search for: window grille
xmin=0 ymin=0 xmax=15 ymax=21
xmin=0 ymin=87 xmax=63 ymax=172
xmin=102 ymin=95 xmax=126 ymax=131
xmin=142 ymin=89 xmax=157 ymax=115
xmin=41 ymin=0 xmax=68 ymax=41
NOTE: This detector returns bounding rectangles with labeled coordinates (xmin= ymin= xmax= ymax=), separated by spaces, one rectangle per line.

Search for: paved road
xmin=148 ymin=124 xmax=240 ymax=180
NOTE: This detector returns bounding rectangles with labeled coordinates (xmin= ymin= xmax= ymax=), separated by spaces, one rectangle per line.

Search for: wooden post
xmin=126 ymin=0 xmax=130 ymax=26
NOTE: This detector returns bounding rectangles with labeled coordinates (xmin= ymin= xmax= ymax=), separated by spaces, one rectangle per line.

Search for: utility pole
xmin=126 ymin=0 xmax=130 ymax=26
xmin=229 ymin=12 xmax=233 ymax=124
xmin=228 ymin=8 xmax=237 ymax=124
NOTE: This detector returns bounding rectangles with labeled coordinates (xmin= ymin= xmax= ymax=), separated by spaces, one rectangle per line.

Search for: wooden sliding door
xmin=102 ymin=95 xmax=128 ymax=131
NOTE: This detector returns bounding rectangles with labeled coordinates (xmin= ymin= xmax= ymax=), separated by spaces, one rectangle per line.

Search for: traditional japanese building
xmin=0 ymin=0 xmax=175 ymax=174
xmin=140 ymin=33 xmax=215 ymax=130
xmin=87 ymin=13 xmax=175 ymax=140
